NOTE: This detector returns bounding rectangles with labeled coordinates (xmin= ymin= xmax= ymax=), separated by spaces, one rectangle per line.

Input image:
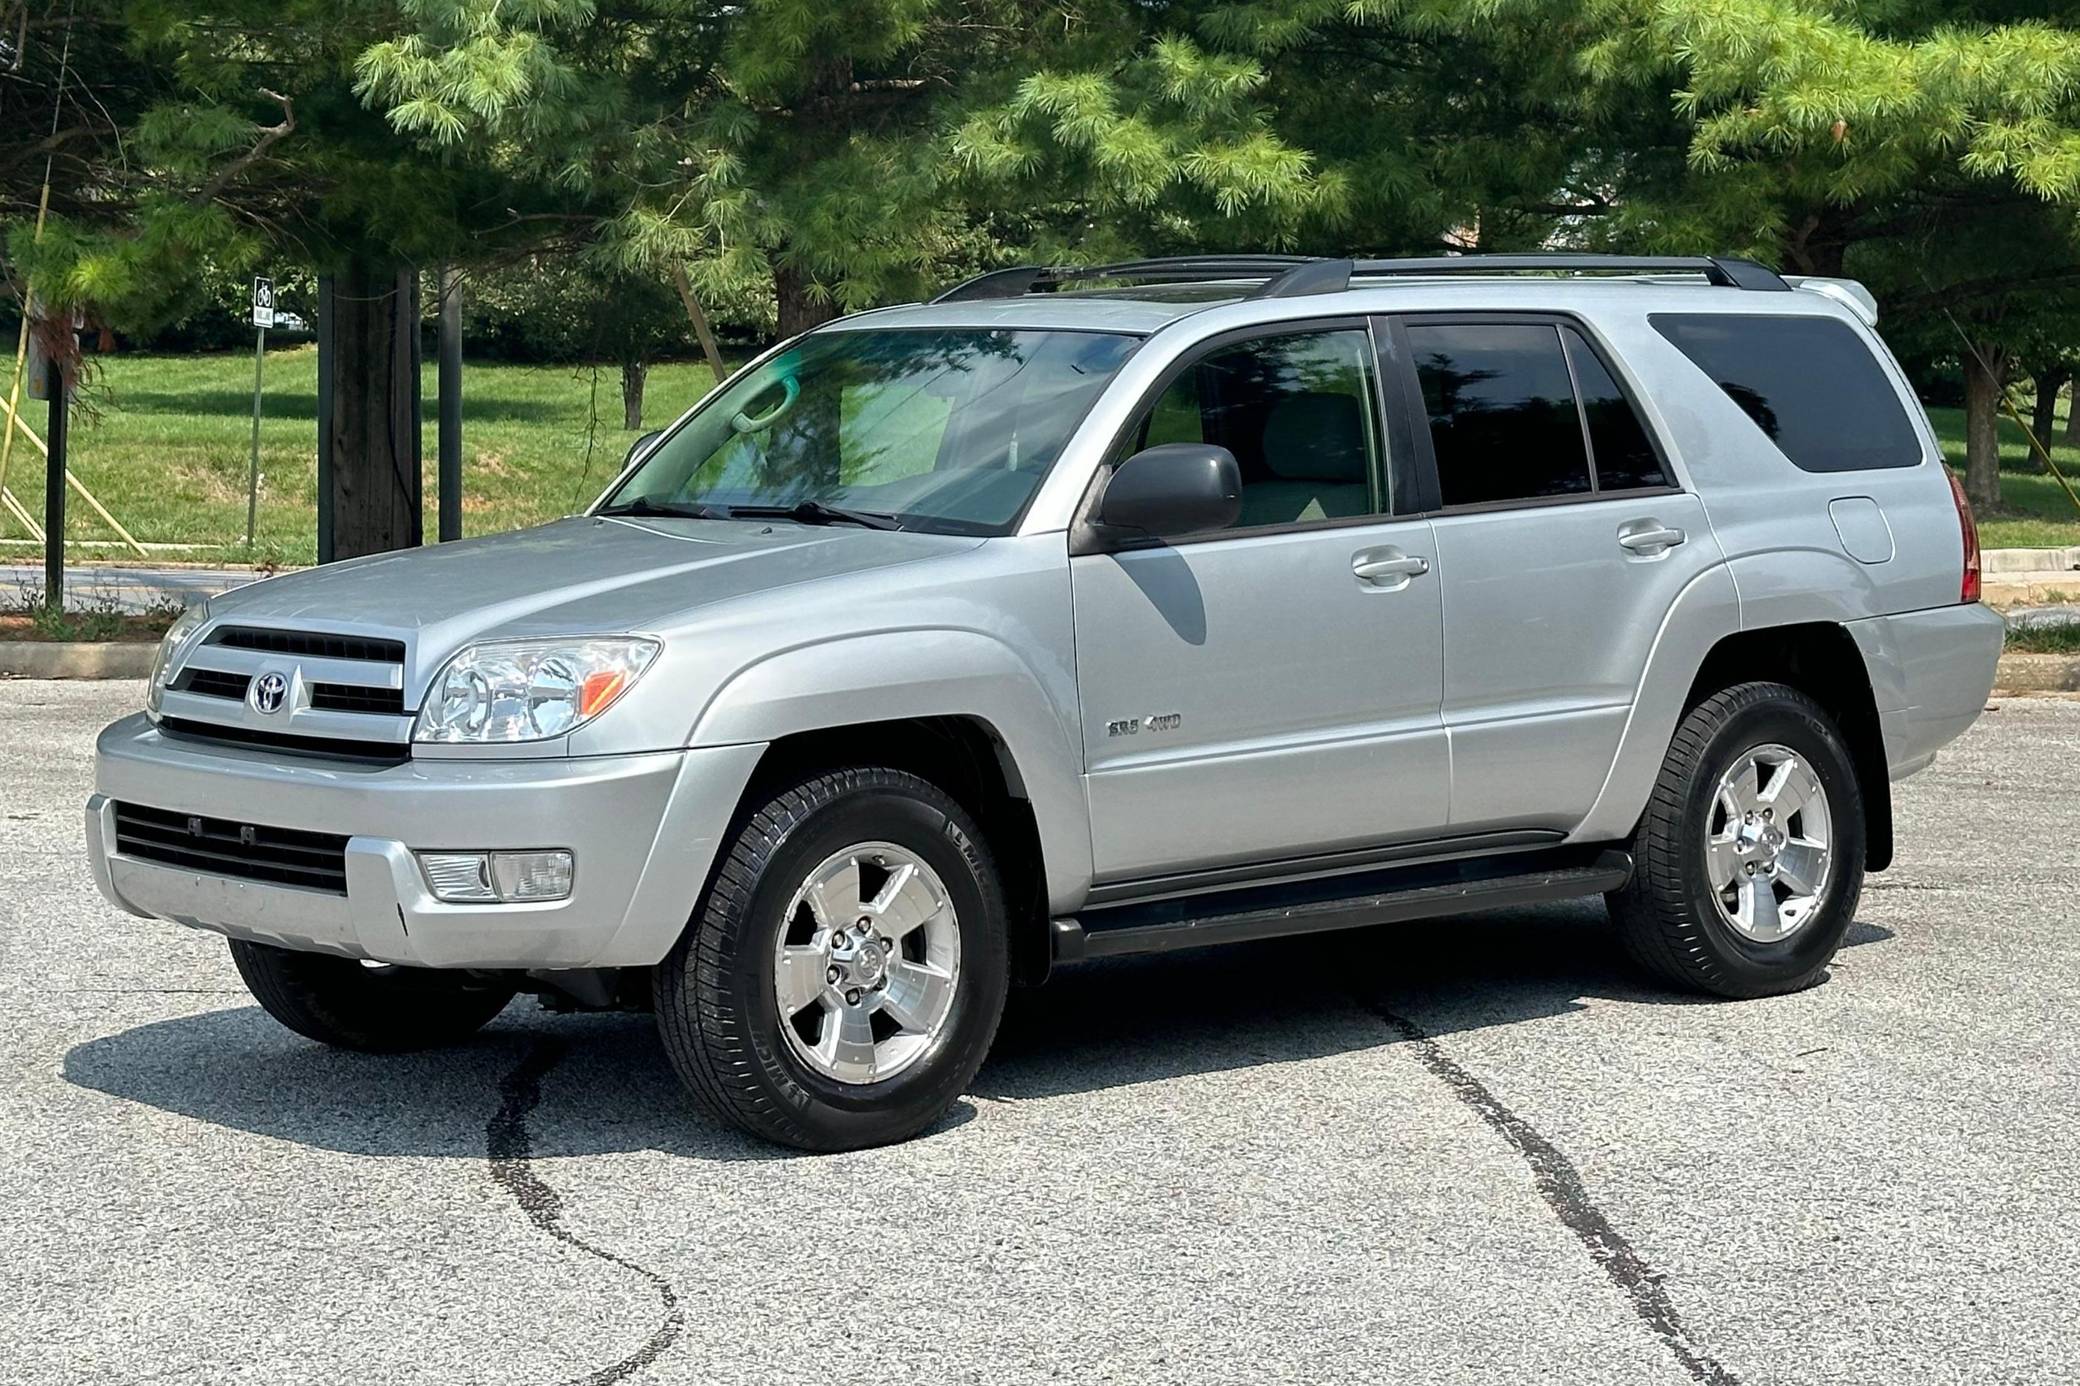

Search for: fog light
xmin=420 ymin=852 xmax=497 ymax=902
xmin=417 ymin=850 xmax=574 ymax=903
xmin=490 ymin=850 xmax=574 ymax=902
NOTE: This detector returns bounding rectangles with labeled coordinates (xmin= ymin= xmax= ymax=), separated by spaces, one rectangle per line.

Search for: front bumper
xmin=86 ymin=714 xmax=765 ymax=969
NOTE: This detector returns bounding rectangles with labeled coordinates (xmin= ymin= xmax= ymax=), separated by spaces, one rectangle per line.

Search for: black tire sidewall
xmin=1675 ymin=696 xmax=1866 ymax=987
xmin=719 ymin=781 xmax=1007 ymax=1145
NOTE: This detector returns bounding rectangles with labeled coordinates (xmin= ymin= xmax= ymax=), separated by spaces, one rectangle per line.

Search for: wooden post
xmin=43 ymin=355 xmax=65 ymax=612
xmin=322 ymin=263 xmax=423 ymax=559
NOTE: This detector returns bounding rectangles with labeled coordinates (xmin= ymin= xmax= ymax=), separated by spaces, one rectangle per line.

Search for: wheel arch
xmin=1679 ymin=623 xmax=1893 ymax=872
xmin=728 ymin=714 xmax=1058 ymax=987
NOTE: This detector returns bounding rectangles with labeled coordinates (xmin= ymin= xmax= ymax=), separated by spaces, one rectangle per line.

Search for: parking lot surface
xmin=2 ymin=680 xmax=2075 ymax=1385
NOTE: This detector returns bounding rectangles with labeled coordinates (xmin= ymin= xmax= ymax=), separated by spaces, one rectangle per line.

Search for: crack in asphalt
xmin=1363 ymin=1001 xmax=1742 ymax=1386
xmin=488 ymin=1037 xmax=687 ymax=1386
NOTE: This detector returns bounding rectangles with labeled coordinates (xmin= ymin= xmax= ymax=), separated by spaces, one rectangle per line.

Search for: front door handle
xmin=1617 ymin=522 xmax=1686 ymax=554
xmin=1352 ymin=549 xmax=1431 ymax=586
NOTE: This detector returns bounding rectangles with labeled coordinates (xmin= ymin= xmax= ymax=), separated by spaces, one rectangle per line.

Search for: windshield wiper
xmin=726 ymin=500 xmax=904 ymax=531
xmin=596 ymin=497 xmax=727 ymax=520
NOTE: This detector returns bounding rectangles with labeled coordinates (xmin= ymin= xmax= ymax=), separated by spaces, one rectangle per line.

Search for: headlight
xmin=146 ymin=604 xmax=210 ymax=716
xmin=413 ymin=638 xmax=660 ymax=743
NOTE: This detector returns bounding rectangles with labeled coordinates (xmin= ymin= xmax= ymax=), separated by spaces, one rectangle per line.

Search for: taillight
xmin=1946 ymin=470 xmax=1981 ymax=603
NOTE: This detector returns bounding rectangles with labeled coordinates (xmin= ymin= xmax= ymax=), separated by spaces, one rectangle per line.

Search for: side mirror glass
xmin=1095 ymin=443 xmax=1242 ymax=537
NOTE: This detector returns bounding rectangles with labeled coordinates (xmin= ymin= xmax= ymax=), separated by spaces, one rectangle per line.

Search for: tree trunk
xmin=2031 ymin=370 xmax=2066 ymax=466
xmin=621 ymin=360 xmax=647 ymax=431
xmin=324 ymin=262 xmax=422 ymax=559
xmin=775 ymin=260 xmax=840 ymax=339
xmin=1962 ymin=344 xmax=2007 ymax=513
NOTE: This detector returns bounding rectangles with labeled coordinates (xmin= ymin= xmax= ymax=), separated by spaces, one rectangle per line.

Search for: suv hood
xmin=207 ymin=516 xmax=981 ymax=653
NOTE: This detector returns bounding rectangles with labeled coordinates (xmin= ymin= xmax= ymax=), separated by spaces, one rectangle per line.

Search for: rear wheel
xmin=1608 ymin=682 xmax=1866 ymax=998
xmin=654 ymin=767 xmax=1008 ymax=1151
xmin=229 ymin=940 xmax=516 ymax=1051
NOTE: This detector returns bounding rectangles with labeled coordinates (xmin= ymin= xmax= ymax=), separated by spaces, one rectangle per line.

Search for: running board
xmin=1051 ymin=847 xmax=1633 ymax=963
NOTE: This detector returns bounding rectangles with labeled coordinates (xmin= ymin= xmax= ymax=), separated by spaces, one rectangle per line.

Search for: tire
xmin=655 ymin=767 xmax=1010 ymax=1152
xmin=229 ymin=939 xmax=517 ymax=1052
xmin=1608 ymin=681 xmax=1866 ymax=999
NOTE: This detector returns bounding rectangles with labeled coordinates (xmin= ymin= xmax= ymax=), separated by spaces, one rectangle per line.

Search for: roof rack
xmin=932 ymin=255 xmax=1316 ymax=303
xmin=932 ymin=252 xmax=1789 ymax=303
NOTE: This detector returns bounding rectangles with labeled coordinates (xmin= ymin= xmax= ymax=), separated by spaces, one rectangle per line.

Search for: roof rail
xmin=931 ymin=255 xmax=1314 ymax=303
xmin=1344 ymin=254 xmax=1788 ymax=292
xmin=931 ymin=252 xmax=1791 ymax=304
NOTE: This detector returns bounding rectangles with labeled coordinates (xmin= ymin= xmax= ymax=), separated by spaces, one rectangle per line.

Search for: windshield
xmin=600 ymin=328 xmax=1140 ymax=535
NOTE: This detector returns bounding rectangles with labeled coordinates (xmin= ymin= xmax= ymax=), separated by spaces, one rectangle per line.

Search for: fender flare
xmin=689 ymin=628 xmax=1093 ymax=911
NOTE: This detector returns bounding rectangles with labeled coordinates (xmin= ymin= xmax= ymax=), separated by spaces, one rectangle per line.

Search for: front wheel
xmin=229 ymin=940 xmax=516 ymax=1051
xmin=654 ymin=767 xmax=1009 ymax=1152
xmin=1608 ymin=681 xmax=1866 ymax=998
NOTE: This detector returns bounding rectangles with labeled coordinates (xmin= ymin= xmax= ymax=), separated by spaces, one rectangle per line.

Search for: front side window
xmin=1651 ymin=313 xmax=1923 ymax=473
xmin=604 ymin=328 xmax=1138 ymax=534
xmin=1127 ymin=329 xmax=1385 ymax=532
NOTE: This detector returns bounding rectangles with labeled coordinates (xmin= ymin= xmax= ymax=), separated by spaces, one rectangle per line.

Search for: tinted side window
xmin=1410 ymin=323 xmax=1591 ymax=506
xmin=1562 ymin=328 xmax=1666 ymax=491
xmin=1130 ymin=330 xmax=1384 ymax=531
xmin=1651 ymin=313 xmax=1923 ymax=472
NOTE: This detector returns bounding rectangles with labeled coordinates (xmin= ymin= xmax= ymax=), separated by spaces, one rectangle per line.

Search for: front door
xmin=1072 ymin=324 xmax=1448 ymax=886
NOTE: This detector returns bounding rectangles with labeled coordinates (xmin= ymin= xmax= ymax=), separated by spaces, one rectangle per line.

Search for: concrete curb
xmin=1995 ymin=652 xmax=2080 ymax=694
xmin=0 ymin=643 xmax=156 ymax=680
xmin=1983 ymin=547 xmax=2080 ymax=575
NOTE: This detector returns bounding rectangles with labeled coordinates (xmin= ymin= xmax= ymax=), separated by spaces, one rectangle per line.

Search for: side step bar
xmin=1051 ymin=847 xmax=1633 ymax=964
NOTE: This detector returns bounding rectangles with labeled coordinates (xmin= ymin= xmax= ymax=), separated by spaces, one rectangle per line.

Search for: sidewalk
xmin=1 ymin=563 xmax=275 ymax=614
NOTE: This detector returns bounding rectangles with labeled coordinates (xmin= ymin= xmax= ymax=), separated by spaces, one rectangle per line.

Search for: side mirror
xmin=1095 ymin=443 xmax=1242 ymax=537
xmin=624 ymin=430 xmax=663 ymax=467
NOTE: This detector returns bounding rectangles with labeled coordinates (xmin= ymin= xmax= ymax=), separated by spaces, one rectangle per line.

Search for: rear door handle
xmin=1352 ymin=549 xmax=1431 ymax=586
xmin=1617 ymin=523 xmax=1686 ymax=554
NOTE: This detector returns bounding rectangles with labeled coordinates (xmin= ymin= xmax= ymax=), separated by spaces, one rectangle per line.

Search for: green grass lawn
xmin=0 ymin=347 xmax=723 ymax=566
xmin=1925 ymin=404 xmax=2080 ymax=549
xmin=6 ymin=349 xmax=2080 ymax=563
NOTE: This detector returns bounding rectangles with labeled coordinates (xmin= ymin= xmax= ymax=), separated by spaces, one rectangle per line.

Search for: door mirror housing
xmin=1094 ymin=443 xmax=1242 ymax=539
xmin=624 ymin=429 xmax=664 ymax=468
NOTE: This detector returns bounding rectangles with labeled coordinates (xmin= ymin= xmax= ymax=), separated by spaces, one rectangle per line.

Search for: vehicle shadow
xmin=61 ymin=902 xmax=1894 ymax=1161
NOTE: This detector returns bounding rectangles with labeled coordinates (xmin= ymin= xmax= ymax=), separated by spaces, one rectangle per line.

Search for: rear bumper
xmin=86 ymin=714 xmax=765 ymax=969
xmin=1848 ymin=603 xmax=2006 ymax=780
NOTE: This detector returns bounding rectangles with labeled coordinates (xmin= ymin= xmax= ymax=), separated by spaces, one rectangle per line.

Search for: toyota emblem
xmin=251 ymin=671 xmax=289 ymax=715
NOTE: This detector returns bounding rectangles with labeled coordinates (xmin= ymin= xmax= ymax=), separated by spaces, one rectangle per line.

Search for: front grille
xmin=158 ymin=716 xmax=410 ymax=765
xmin=113 ymin=801 xmax=350 ymax=894
xmin=309 ymin=683 xmax=406 ymax=716
xmin=213 ymin=627 xmax=406 ymax=665
xmin=178 ymin=668 xmax=251 ymax=702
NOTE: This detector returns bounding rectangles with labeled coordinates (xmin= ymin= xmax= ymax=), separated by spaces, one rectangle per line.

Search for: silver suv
xmin=86 ymin=254 xmax=2003 ymax=1150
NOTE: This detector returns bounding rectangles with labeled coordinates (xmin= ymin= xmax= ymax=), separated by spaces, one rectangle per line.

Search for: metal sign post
xmin=246 ymin=276 xmax=274 ymax=548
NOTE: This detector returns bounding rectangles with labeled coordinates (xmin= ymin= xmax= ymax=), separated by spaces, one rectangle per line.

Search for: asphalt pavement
xmin=2 ymin=681 xmax=2075 ymax=1385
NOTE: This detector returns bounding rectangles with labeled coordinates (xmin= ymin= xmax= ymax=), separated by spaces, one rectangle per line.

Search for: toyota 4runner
xmin=86 ymin=254 xmax=2004 ymax=1150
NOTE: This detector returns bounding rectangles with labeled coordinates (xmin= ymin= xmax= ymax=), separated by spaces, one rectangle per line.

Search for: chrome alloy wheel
xmin=1705 ymin=743 xmax=1833 ymax=943
xmin=772 ymin=842 xmax=961 ymax=1085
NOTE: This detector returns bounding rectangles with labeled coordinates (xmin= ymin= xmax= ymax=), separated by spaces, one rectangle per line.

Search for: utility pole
xmin=438 ymin=266 xmax=463 ymax=542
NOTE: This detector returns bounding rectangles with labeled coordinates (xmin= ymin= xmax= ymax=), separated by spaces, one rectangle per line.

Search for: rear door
xmin=1386 ymin=314 xmax=1719 ymax=833
xmin=1071 ymin=321 xmax=1448 ymax=886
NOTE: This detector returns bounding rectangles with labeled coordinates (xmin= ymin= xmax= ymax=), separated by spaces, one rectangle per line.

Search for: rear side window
xmin=1651 ymin=313 xmax=1923 ymax=472
xmin=1562 ymin=328 xmax=1666 ymax=491
xmin=1410 ymin=323 xmax=1591 ymax=505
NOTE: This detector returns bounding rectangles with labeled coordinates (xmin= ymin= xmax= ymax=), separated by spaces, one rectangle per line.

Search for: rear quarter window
xmin=1650 ymin=313 xmax=1924 ymax=473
